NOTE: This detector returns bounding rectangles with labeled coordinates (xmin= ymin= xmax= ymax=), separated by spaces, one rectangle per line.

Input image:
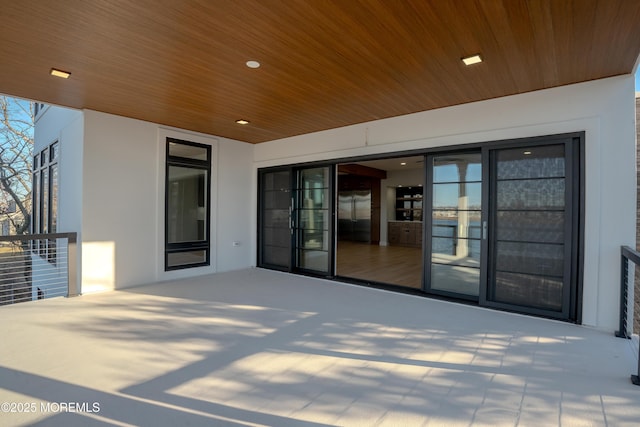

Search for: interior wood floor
xmin=336 ymin=241 xmax=423 ymax=289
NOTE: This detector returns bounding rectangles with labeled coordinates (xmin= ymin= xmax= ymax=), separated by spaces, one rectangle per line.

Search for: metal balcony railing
xmin=0 ymin=232 xmax=78 ymax=306
xmin=617 ymin=245 xmax=640 ymax=386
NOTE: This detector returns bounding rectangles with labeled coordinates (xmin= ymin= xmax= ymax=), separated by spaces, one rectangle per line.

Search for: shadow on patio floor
xmin=1 ymin=268 xmax=638 ymax=426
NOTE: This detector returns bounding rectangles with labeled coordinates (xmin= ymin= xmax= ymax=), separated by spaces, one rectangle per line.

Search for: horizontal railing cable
xmin=0 ymin=232 xmax=78 ymax=306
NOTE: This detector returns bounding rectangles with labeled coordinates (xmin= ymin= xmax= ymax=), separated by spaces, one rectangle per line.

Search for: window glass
xmin=167 ymin=250 xmax=207 ymax=268
xmin=165 ymin=139 xmax=211 ymax=270
xmin=167 ymin=166 xmax=207 ymax=243
xmin=50 ymin=164 xmax=58 ymax=233
xmin=168 ymin=141 xmax=208 ymax=160
xmin=50 ymin=142 xmax=58 ymax=161
xmin=32 ymin=141 xmax=58 ymax=262
xmin=41 ymin=169 xmax=48 ymax=233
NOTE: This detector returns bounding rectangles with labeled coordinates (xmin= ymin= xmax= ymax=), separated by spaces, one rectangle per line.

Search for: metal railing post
xmin=67 ymin=234 xmax=79 ymax=297
xmin=616 ymin=250 xmax=630 ymax=338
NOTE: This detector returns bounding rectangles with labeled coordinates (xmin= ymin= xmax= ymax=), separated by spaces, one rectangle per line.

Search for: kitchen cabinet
xmin=388 ymin=221 xmax=422 ymax=248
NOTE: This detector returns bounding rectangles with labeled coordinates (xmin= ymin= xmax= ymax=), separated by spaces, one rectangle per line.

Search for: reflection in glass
xmin=167 ymin=166 xmax=207 ymax=244
xmin=497 ymin=145 xmax=564 ymax=180
xmin=433 ymin=183 xmax=481 ymax=209
xmin=300 ymin=230 xmax=329 ymax=250
xmin=495 ymin=241 xmax=564 ymax=277
xmin=497 ymin=179 xmax=565 ymax=210
xmin=264 ymin=171 xmax=290 ymax=191
xmin=167 ymin=250 xmax=207 ymax=268
xmin=168 ymin=142 xmax=208 ymax=160
xmin=300 ymin=210 xmax=328 ymax=229
xmin=50 ymin=164 xmax=58 ymax=233
xmin=299 ymin=250 xmax=328 ymax=271
xmin=496 ymin=211 xmax=564 ymax=243
xmin=296 ymin=167 xmax=330 ymax=273
xmin=434 ymin=154 xmax=482 ymax=182
xmin=264 ymin=190 xmax=290 ymax=210
xmin=490 ymin=143 xmax=567 ymax=312
xmin=431 ymin=264 xmax=480 ymax=296
xmin=41 ymin=168 xmax=49 ymax=233
xmin=494 ymin=271 xmax=563 ymax=311
xmin=260 ymin=170 xmax=291 ymax=270
xmin=431 ymin=237 xmax=480 ymax=265
xmin=430 ymin=153 xmax=482 ymax=297
xmin=300 ymin=168 xmax=330 ymax=188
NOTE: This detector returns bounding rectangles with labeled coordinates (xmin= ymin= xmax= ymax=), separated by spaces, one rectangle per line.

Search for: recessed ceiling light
xmin=400 ymin=162 xmax=407 ymax=166
xmin=462 ymin=54 xmax=482 ymax=66
xmin=236 ymin=119 xmax=250 ymax=125
xmin=50 ymin=68 xmax=71 ymax=79
xmin=523 ymin=150 xmax=532 ymax=155
xmin=246 ymin=60 xmax=260 ymax=69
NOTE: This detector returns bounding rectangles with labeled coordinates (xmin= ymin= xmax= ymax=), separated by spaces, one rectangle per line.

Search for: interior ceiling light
xmin=236 ymin=119 xmax=250 ymax=125
xmin=50 ymin=68 xmax=71 ymax=79
xmin=246 ymin=60 xmax=261 ymax=69
xmin=462 ymin=54 xmax=482 ymax=66
xmin=523 ymin=150 xmax=532 ymax=155
xmin=400 ymin=162 xmax=407 ymax=166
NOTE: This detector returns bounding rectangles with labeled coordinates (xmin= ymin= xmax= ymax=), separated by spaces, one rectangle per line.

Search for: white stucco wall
xmin=78 ymin=112 xmax=254 ymax=291
xmin=33 ymin=105 xmax=84 ymax=295
xmin=252 ymin=76 xmax=637 ymax=331
xmin=34 ymin=105 xmax=84 ymax=236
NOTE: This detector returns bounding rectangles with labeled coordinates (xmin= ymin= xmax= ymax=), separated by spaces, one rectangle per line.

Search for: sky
xmin=636 ymin=66 xmax=640 ymax=91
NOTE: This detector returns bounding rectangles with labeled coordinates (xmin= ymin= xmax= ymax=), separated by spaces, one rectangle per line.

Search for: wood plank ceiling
xmin=1 ymin=0 xmax=640 ymax=144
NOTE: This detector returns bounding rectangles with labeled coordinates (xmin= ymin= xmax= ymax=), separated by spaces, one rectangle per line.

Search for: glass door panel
xmin=487 ymin=144 xmax=571 ymax=314
xmin=258 ymin=169 xmax=292 ymax=270
xmin=295 ymin=167 xmax=331 ymax=274
xmin=427 ymin=153 xmax=482 ymax=298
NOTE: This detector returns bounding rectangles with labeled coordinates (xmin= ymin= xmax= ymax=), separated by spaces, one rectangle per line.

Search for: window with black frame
xmin=165 ymin=138 xmax=211 ymax=270
xmin=32 ymin=141 xmax=58 ymax=263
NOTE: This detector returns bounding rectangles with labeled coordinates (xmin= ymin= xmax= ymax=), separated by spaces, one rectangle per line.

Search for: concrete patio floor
xmin=1 ymin=268 xmax=639 ymax=426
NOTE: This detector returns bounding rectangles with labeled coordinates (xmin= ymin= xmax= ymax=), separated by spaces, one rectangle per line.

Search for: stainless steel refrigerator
xmin=338 ymin=190 xmax=371 ymax=242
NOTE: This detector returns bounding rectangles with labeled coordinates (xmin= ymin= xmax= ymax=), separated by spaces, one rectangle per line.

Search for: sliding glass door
xmin=258 ymin=169 xmax=292 ymax=271
xmin=258 ymin=165 xmax=333 ymax=275
xmin=425 ymin=136 xmax=580 ymax=320
xmin=483 ymin=142 xmax=575 ymax=318
xmin=294 ymin=167 xmax=332 ymax=274
xmin=426 ymin=153 xmax=483 ymax=299
xmin=258 ymin=133 xmax=581 ymax=322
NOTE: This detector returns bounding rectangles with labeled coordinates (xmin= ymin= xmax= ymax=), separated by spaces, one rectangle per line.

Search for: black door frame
xmin=256 ymin=132 xmax=584 ymax=323
xmin=257 ymin=167 xmax=293 ymax=272
xmin=257 ymin=164 xmax=335 ymax=277
xmin=480 ymin=135 xmax=582 ymax=321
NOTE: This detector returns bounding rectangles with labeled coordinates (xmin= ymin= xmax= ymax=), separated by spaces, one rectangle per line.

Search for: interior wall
xmin=252 ymin=76 xmax=637 ymax=331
